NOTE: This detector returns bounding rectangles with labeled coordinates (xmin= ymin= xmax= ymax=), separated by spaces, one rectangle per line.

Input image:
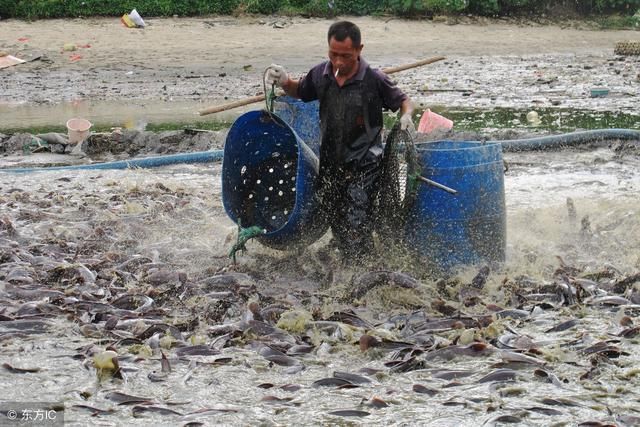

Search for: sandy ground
xmin=1 ymin=16 xmax=639 ymax=129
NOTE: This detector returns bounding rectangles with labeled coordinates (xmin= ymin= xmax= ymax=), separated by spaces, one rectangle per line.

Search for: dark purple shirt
xmin=296 ymin=57 xmax=407 ymax=112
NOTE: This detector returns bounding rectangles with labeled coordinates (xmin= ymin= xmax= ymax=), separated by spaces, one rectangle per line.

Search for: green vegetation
xmin=4 ymin=108 xmax=638 ymax=136
xmin=2 ymin=120 xmax=233 ymax=136
xmin=424 ymin=107 xmax=640 ymax=133
xmin=383 ymin=107 xmax=640 ymax=133
xmin=0 ymin=0 xmax=638 ymax=19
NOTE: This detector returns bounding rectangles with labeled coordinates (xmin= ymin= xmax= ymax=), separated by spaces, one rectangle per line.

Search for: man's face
xmin=328 ymin=36 xmax=362 ymax=77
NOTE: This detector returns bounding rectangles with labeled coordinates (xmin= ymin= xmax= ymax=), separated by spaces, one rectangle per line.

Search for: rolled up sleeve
xmin=374 ymin=69 xmax=408 ymax=112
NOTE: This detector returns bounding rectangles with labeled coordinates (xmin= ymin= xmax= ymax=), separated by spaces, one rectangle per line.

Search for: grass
xmin=440 ymin=107 xmax=640 ymax=133
xmin=593 ymin=13 xmax=640 ymax=29
xmin=383 ymin=107 xmax=640 ymax=134
xmin=4 ymin=108 xmax=638 ymax=136
xmin=1 ymin=120 xmax=233 ymax=136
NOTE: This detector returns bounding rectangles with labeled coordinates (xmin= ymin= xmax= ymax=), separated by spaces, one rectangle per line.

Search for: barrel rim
xmin=415 ymin=140 xmax=502 ymax=152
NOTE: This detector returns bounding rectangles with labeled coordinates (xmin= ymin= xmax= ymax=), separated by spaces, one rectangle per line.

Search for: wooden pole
xmin=380 ymin=56 xmax=445 ymax=75
xmin=197 ymin=56 xmax=446 ymax=116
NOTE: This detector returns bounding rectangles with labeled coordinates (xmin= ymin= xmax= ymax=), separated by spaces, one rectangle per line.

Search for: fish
xmin=2 ymin=363 xmax=40 ymax=373
xmin=471 ymin=265 xmax=490 ymax=289
xmin=477 ymin=369 xmax=518 ymax=383
xmin=412 ymin=384 xmax=438 ymax=396
xmin=328 ymin=410 xmax=370 ymax=417
xmin=333 ymin=371 xmax=371 ymax=384
xmin=545 ymin=319 xmax=579 ymax=332
xmin=131 ymin=406 xmax=183 ymax=417
xmin=105 ymin=392 xmax=154 ymax=405
xmin=312 ymin=377 xmax=354 ymax=387
xmin=349 ymin=270 xmax=419 ymax=300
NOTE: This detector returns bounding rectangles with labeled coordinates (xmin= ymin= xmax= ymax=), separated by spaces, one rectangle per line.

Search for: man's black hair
xmin=328 ymin=21 xmax=361 ymax=48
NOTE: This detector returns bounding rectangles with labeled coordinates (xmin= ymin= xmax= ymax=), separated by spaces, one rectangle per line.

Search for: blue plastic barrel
xmin=222 ymin=109 xmax=327 ymax=250
xmin=273 ymin=96 xmax=321 ymax=156
xmin=404 ymin=141 xmax=506 ymax=270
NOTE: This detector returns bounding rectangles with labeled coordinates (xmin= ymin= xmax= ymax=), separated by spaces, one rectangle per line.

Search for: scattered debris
xmin=0 ymin=54 xmax=26 ymax=69
xmin=418 ymin=109 xmax=453 ymax=134
xmin=590 ymin=87 xmax=609 ymax=98
xmin=526 ymin=110 xmax=541 ymax=125
xmin=121 ymin=9 xmax=146 ymax=28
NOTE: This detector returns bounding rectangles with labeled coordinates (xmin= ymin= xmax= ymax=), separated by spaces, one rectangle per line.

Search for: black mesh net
xmin=374 ymin=124 xmax=421 ymax=242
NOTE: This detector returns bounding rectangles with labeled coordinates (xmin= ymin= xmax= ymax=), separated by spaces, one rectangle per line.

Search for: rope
xmin=228 ymin=224 xmax=266 ymax=263
xmin=262 ymin=67 xmax=277 ymax=113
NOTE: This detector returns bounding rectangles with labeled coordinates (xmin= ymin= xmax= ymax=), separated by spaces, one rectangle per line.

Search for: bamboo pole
xmin=197 ymin=56 xmax=446 ymax=116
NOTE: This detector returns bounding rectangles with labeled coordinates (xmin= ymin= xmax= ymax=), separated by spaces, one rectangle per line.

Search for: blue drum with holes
xmin=222 ymin=108 xmax=327 ymax=250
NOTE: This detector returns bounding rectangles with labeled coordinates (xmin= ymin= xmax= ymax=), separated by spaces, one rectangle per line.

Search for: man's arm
xmin=399 ymin=97 xmax=415 ymax=133
xmin=400 ymin=98 xmax=414 ymax=117
xmin=281 ymin=77 xmax=301 ymax=99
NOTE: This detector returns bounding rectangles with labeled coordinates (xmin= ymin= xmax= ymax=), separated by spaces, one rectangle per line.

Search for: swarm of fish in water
xmin=1 ymin=173 xmax=640 ymax=426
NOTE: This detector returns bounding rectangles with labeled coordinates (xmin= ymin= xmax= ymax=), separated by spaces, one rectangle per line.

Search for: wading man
xmin=266 ymin=20 xmax=414 ymax=262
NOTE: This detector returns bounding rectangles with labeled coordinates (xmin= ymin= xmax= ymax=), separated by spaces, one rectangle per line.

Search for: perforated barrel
xmin=273 ymin=96 xmax=321 ymax=156
xmin=222 ymin=109 xmax=327 ymax=250
xmin=404 ymin=141 xmax=506 ymax=271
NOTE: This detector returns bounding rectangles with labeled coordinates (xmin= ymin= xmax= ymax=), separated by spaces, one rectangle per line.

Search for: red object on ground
xmin=417 ymin=109 xmax=453 ymax=134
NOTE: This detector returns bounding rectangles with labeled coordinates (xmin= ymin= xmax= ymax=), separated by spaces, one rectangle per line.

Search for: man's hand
xmin=400 ymin=113 xmax=415 ymax=135
xmin=265 ymin=64 xmax=288 ymax=88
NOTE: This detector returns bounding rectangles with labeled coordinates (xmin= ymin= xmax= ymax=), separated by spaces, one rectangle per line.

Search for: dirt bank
xmin=1 ymin=16 xmax=639 ymax=128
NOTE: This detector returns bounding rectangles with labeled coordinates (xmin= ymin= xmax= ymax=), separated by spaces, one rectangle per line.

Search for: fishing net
xmin=614 ymin=41 xmax=640 ymax=56
xmin=374 ymin=123 xmax=421 ymax=242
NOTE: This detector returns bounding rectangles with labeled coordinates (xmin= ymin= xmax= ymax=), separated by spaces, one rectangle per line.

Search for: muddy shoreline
xmin=1 ymin=16 xmax=639 ymax=130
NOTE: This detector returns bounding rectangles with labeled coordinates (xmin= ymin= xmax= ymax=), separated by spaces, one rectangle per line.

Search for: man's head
xmin=327 ymin=21 xmax=363 ymax=77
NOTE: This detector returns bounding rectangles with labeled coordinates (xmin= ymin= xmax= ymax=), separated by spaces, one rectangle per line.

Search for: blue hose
xmin=1 ymin=128 xmax=638 ymax=173
xmin=0 ymin=150 xmax=224 ymax=173
xmin=497 ymin=129 xmax=640 ymax=152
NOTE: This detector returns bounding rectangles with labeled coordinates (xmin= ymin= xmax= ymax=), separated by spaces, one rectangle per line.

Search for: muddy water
xmin=1 ymin=145 xmax=639 ymax=426
xmin=0 ymin=98 xmax=242 ymax=131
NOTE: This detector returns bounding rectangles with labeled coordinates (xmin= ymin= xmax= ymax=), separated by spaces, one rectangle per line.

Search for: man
xmin=266 ymin=20 xmax=415 ymax=262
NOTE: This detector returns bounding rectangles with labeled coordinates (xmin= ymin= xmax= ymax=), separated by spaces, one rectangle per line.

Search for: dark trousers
xmin=315 ymin=161 xmax=382 ymax=260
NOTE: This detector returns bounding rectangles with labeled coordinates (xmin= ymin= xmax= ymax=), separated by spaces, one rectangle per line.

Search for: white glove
xmin=400 ymin=113 xmax=415 ymax=135
xmin=265 ymin=64 xmax=288 ymax=88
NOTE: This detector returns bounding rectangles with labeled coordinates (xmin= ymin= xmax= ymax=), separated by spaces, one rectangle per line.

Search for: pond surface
xmin=1 ymin=142 xmax=639 ymax=426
